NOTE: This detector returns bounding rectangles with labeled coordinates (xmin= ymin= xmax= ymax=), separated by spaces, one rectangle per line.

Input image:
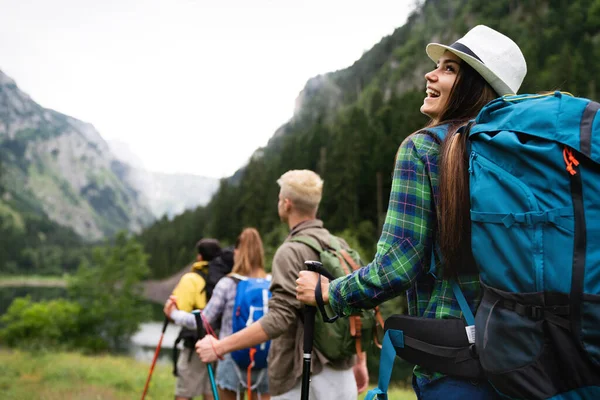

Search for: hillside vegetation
xmin=139 ymin=0 xmax=600 ymax=279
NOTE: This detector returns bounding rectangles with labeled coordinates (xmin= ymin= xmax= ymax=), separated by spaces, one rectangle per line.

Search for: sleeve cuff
xmin=258 ymin=315 xmax=278 ymax=339
xmin=328 ymin=276 xmax=348 ymax=317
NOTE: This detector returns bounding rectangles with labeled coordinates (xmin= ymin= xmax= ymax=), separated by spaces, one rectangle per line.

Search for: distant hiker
xmin=296 ymin=25 xmax=528 ymax=400
xmin=196 ymin=170 xmax=368 ymax=400
xmin=166 ymin=238 xmax=222 ymax=400
xmin=165 ymin=228 xmax=271 ymax=400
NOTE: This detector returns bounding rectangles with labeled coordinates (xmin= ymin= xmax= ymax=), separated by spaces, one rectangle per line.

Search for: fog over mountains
xmin=0 ymin=69 xmax=217 ymax=240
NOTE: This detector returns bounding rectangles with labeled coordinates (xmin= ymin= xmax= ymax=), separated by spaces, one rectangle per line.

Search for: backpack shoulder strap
xmin=450 ymin=279 xmax=475 ymax=326
xmin=419 ymin=125 xmax=449 ymax=143
xmin=194 ymin=268 xmax=209 ymax=294
xmin=327 ymin=235 xmax=342 ymax=251
xmin=420 ymin=121 xmax=475 ymax=144
xmin=289 ymin=235 xmax=324 ymax=254
xmin=229 ymin=273 xmax=247 ymax=282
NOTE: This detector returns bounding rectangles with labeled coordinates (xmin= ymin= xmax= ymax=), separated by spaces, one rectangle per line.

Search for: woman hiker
xmin=295 ymin=25 xmax=527 ymax=400
xmin=165 ymin=228 xmax=271 ymax=400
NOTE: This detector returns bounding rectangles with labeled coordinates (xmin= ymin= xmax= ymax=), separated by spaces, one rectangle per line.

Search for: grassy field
xmin=0 ymin=349 xmax=415 ymax=400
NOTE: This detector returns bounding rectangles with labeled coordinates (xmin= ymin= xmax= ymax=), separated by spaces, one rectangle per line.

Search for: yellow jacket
xmin=171 ymin=261 xmax=209 ymax=312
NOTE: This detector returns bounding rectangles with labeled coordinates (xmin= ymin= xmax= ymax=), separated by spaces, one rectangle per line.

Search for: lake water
xmin=130 ymin=321 xmax=182 ymax=365
xmin=0 ymin=286 xmax=182 ymax=365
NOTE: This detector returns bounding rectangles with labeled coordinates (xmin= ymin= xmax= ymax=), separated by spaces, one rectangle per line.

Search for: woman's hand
xmin=163 ymin=295 xmax=178 ymax=319
xmin=296 ymin=271 xmax=329 ymax=306
xmin=195 ymin=335 xmax=220 ymax=363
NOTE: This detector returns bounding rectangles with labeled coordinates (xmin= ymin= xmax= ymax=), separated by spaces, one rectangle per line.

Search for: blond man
xmin=195 ymin=170 xmax=367 ymax=400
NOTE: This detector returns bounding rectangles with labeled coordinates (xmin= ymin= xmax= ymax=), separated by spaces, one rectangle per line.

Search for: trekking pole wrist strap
xmin=315 ymin=274 xmax=339 ymax=323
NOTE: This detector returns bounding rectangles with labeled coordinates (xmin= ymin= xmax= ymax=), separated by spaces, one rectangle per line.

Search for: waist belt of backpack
xmin=377 ymin=280 xmax=483 ymax=381
xmin=375 ymin=314 xmax=483 ymax=386
xmin=364 ymin=281 xmax=483 ymax=399
xmin=482 ymin=285 xmax=571 ymax=331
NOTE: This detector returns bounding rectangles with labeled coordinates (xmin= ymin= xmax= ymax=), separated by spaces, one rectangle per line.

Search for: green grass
xmin=0 ymin=349 xmax=173 ymax=400
xmin=359 ymin=385 xmax=416 ymax=400
xmin=0 ymin=349 xmax=416 ymax=399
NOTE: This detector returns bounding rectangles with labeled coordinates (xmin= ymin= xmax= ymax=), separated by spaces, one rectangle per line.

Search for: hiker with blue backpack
xmin=165 ymin=228 xmax=271 ymax=400
xmin=196 ymin=170 xmax=368 ymax=400
xmin=296 ymin=25 xmax=534 ymax=400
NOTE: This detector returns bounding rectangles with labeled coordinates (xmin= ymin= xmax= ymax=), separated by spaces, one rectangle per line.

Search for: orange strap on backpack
xmin=340 ymin=251 xmax=386 ymax=354
xmin=247 ymin=348 xmax=257 ymax=400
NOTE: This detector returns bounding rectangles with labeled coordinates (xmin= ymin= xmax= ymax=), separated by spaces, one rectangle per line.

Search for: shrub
xmin=0 ymin=296 xmax=81 ymax=350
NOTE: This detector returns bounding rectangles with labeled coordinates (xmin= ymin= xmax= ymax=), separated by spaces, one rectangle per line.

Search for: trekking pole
xmin=193 ymin=310 xmax=219 ymax=400
xmin=301 ymin=261 xmax=321 ymax=400
xmin=301 ymin=261 xmax=339 ymax=400
xmin=141 ymin=317 xmax=169 ymax=400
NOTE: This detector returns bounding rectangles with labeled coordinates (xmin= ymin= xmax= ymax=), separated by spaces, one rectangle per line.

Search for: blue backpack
xmin=368 ymin=92 xmax=600 ymax=400
xmin=230 ymin=274 xmax=272 ymax=370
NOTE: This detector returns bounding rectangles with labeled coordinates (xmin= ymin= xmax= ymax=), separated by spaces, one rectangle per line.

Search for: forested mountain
xmin=141 ymin=0 xmax=600 ymax=278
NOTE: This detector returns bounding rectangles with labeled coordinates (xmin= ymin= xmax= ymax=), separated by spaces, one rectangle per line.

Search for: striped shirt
xmin=328 ymin=131 xmax=482 ymax=378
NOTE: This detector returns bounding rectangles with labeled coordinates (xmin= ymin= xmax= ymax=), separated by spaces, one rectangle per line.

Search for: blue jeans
xmin=412 ymin=375 xmax=501 ymax=400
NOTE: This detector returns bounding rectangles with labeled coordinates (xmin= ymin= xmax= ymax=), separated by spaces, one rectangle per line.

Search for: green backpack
xmin=290 ymin=234 xmax=384 ymax=362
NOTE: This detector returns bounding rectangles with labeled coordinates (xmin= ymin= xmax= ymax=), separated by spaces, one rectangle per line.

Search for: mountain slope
xmin=139 ymin=0 xmax=600 ymax=279
xmin=0 ymin=70 xmax=153 ymax=240
xmin=108 ymin=140 xmax=219 ymax=218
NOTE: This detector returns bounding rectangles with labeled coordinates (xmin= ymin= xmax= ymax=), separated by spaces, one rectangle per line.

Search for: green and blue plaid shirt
xmin=328 ymin=131 xmax=482 ymax=378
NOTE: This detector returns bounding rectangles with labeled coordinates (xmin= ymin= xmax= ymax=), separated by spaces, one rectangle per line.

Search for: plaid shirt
xmin=329 ymin=131 xmax=482 ymax=376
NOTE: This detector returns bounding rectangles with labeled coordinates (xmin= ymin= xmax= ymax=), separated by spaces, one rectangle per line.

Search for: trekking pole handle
xmin=304 ymin=261 xmax=339 ymax=324
xmin=192 ymin=310 xmax=205 ymax=338
xmin=303 ymin=262 xmax=319 ymax=355
xmin=192 ymin=310 xmax=220 ymax=400
xmin=305 ymin=260 xmax=336 ymax=281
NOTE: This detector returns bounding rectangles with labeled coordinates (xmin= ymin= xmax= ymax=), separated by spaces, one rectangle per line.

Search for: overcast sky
xmin=0 ymin=0 xmax=415 ymax=178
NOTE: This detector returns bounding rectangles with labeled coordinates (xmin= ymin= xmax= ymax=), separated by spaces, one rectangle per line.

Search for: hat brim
xmin=425 ymin=43 xmax=513 ymax=96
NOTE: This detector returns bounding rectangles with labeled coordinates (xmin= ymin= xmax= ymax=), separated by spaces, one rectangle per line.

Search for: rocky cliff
xmin=0 ymin=69 xmax=153 ymax=240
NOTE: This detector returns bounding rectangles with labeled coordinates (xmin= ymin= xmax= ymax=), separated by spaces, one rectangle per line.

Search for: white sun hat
xmin=426 ymin=25 xmax=527 ymax=96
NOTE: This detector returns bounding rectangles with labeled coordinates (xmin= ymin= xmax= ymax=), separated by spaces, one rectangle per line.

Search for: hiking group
xmin=159 ymin=24 xmax=600 ymax=400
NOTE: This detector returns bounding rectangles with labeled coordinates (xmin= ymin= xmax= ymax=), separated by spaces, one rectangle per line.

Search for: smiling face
xmin=420 ymin=51 xmax=462 ymax=122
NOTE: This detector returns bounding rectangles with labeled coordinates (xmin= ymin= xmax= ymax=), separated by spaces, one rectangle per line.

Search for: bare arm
xmin=196 ymin=244 xmax=303 ymax=362
xmin=196 ymin=319 xmax=270 ymax=362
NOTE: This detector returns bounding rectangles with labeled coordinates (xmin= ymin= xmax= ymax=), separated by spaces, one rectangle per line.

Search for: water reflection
xmin=130 ymin=321 xmax=181 ymax=365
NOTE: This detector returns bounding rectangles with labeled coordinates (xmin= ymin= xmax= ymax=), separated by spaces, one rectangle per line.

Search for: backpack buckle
xmin=502 ymin=300 xmax=544 ymax=320
xmin=528 ymin=306 xmax=544 ymax=320
xmin=469 ymin=344 xmax=479 ymax=359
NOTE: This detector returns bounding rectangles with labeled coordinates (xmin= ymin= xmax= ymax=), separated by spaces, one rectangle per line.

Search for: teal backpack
xmin=368 ymin=92 xmax=600 ymax=400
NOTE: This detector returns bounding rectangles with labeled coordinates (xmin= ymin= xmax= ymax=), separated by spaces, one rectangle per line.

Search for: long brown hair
xmin=230 ymin=228 xmax=266 ymax=278
xmin=435 ymin=60 xmax=497 ymax=277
